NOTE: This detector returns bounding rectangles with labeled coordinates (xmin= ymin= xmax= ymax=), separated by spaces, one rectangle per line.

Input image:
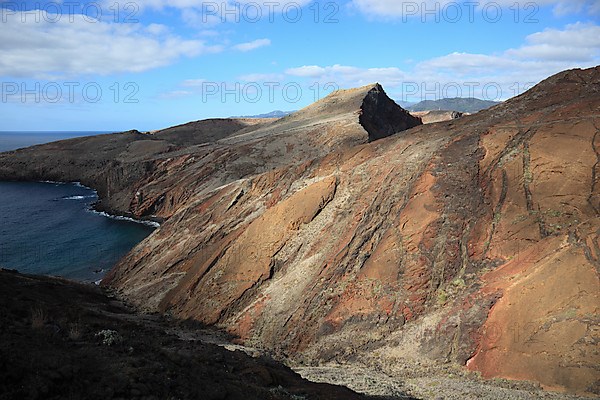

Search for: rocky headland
xmin=0 ymin=68 xmax=599 ymax=398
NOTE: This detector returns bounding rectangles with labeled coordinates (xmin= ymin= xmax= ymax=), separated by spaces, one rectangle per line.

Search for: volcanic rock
xmin=0 ymin=69 xmax=599 ymax=396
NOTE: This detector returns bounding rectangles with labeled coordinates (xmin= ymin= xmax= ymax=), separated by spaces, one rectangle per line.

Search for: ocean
xmin=0 ymin=131 xmax=156 ymax=283
xmin=0 ymin=131 xmax=112 ymax=153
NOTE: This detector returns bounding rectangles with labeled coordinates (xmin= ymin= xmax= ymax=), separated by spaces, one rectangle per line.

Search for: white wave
xmin=63 ymin=195 xmax=96 ymax=200
xmin=39 ymin=180 xmax=94 ymax=190
xmin=36 ymin=180 xmax=157 ymax=227
xmin=89 ymin=209 xmax=160 ymax=228
xmin=73 ymin=182 xmax=92 ymax=190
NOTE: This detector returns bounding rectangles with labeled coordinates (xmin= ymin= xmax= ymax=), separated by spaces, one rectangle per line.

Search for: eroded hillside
xmin=106 ymin=68 xmax=600 ymax=395
xmin=0 ymin=69 xmax=598 ymax=396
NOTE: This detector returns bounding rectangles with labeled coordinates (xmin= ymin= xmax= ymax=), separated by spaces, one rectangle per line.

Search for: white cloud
xmin=412 ymin=22 xmax=600 ymax=98
xmin=233 ymin=38 xmax=271 ymax=52
xmin=548 ymin=0 xmax=600 ymax=15
xmin=145 ymin=23 xmax=170 ymax=36
xmin=278 ymin=23 xmax=600 ymax=101
xmin=286 ymin=65 xmax=328 ymax=77
xmin=506 ymin=23 xmax=600 ymax=61
xmin=0 ymin=10 xmax=223 ymax=78
xmin=422 ymin=22 xmax=600 ymax=74
xmin=286 ymin=64 xmax=406 ymax=87
xmin=182 ymin=79 xmax=208 ymax=87
xmin=527 ymin=22 xmax=600 ymax=47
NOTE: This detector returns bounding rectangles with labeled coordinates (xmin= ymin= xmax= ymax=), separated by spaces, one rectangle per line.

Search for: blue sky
xmin=0 ymin=0 xmax=599 ymax=131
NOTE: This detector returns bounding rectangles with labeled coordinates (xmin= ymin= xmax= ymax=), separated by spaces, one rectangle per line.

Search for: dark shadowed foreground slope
xmin=0 ymin=268 xmax=403 ymax=400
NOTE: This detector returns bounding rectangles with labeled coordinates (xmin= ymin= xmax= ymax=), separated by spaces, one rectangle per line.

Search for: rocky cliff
xmin=0 ymin=118 xmax=270 ymax=219
xmin=0 ymin=71 xmax=598 ymax=396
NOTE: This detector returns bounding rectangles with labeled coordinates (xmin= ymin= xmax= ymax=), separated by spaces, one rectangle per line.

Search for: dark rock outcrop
xmin=360 ymin=83 xmax=422 ymax=141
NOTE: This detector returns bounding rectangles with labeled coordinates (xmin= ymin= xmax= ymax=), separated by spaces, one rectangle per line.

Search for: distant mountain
xmin=407 ymin=98 xmax=501 ymax=113
xmin=236 ymin=110 xmax=295 ymax=119
xmin=395 ymin=100 xmax=416 ymax=109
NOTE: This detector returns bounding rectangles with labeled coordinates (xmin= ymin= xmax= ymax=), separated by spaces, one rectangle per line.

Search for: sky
xmin=0 ymin=0 xmax=599 ymax=131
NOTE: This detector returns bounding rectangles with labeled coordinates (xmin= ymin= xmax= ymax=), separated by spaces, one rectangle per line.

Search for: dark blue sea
xmin=0 ymin=131 xmax=111 ymax=153
xmin=0 ymin=132 xmax=156 ymax=283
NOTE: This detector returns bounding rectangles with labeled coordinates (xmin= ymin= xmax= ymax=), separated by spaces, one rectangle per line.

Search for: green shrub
xmin=95 ymin=329 xmax=123 ymax=346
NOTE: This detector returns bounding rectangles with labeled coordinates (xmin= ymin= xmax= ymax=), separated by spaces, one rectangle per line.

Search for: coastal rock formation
xmin=0 ymin=84 xmax=420 ymax=221
xmin=1 ymin=70 xmax=599 ymax=396
xmin=0 ymin=118 xmax=270 ymax=218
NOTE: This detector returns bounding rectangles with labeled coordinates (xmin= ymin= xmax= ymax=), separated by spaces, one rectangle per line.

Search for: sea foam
xmin=88 ymin=210 xmax=161 ymax=228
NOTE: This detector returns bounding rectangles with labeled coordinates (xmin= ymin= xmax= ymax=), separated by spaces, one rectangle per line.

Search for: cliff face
xmin=0 ymin=118 xmax=270 ymax=218
xmin=1 ymin=72 xmax=599 ymax=395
